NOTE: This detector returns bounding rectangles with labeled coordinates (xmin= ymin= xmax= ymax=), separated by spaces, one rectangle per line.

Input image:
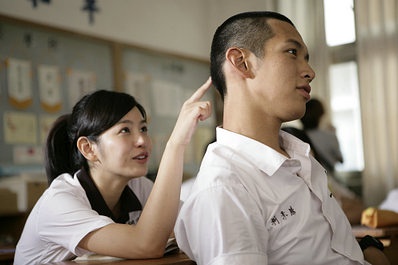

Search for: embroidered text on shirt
xmin=271 ymin=205 xmax=296 ymax=226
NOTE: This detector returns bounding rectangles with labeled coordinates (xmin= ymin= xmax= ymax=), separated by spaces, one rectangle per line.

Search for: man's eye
xmin=288 ymin=49 xmax=297 ymax=55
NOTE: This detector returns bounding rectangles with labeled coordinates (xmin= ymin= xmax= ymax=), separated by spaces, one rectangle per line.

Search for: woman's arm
xmin=78 ymin=78 xmax=212 ymax=259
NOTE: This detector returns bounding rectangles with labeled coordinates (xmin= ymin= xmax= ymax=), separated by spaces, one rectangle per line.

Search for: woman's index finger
xmin=187 ymin=77 xmax=212 ymax=102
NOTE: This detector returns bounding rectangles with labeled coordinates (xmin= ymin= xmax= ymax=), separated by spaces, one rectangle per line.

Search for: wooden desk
xmin=352 ymin=225 xmax=398 ymax=264
xmin=44 ymin=252 xmax=195 ymax=265
xmin=352 ymin=225 xmax=398 ymax=239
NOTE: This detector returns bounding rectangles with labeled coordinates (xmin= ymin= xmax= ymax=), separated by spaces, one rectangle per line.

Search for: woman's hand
xmin=169 ymin=77 xmax=212 ymax=146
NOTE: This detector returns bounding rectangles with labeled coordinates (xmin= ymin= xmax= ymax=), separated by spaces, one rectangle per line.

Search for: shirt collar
xmin=215 ymin=127 xmax=311 ymax=176
xmin=76 ymin=168 xmax=142 ymax=223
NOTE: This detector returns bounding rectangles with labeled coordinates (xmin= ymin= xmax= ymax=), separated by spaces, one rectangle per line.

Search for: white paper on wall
xmin=6 ymin=58 xmax=32 ymax=109
xmin=124 ymin=72 xmax=152 ymax=116
xmin=38 ymin=64 xmax=62 ymax=113
xmin=151 ymin=80 xmax=183 ymax=117
xmin=39 ymin=115 xmax=58 ymax=144
xmin=67 ymin=68 xmax=96 ymax=108
xmin=3 ymin=111 xmax=37 ymax=144
xmin=13 ymin=146 xmax=44 ymax=164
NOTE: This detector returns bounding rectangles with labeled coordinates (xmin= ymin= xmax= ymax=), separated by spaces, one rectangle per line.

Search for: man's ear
xmin=76 ymin=136 xmax=97 ymax=162
xmin=225 ymin=47 xmax=253 ymax=78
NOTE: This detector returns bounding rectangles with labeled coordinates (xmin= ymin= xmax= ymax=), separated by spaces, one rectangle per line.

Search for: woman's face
xmin=92 ymin=107 xmax=152 ymax=180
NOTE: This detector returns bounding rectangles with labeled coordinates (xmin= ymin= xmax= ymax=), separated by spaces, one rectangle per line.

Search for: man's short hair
xmin=210 ymin=11 xmax=295 ymax=100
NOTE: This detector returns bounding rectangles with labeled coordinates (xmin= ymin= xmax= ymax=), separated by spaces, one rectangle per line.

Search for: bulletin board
xmin=122 ymin=48 xmax=215 ymax=178
xmin=0 ymin=16 xmax=215 ymax=178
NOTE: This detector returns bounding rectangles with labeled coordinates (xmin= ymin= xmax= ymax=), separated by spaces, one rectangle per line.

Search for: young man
xmin=174 ymin=11 xmax=390 ymax=265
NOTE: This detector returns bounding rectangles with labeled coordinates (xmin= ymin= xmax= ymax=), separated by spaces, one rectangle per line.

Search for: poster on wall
xmin=124 ymin=71 xmax=152 ymax=116
xmin=6 ymin=58 xmax=32 ymax=109
xmin=67 ymin=68 xmax=96 ymax=108
xmin=40 ymin=115 xmax=58 ymax=144
xmin=38 ymin=64 xmax=62 ymax=113
xmin=151 ymin=80 xmax=183 ymax=118
xmin=3 ymin=111 xmax=37 ymax=144
xmin=13 ymin=146 xmax=43 ymax=165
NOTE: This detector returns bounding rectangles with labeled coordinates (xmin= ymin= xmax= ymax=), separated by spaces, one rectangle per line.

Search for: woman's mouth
xmin=133 ymin=152 xmax=149 ymax=161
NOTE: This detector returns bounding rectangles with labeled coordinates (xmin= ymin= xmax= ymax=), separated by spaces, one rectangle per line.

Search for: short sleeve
xmin=379 ymin=189 xmax=398 ymax=213
xmin=37 ymin=183 xmax=114 ymax=256
xmin=175 ymin=178 xmax=269 ymax=265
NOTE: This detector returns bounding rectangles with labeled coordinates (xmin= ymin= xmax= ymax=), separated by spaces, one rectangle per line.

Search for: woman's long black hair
xmin=45 ymin=90 xmax=146 ymax=185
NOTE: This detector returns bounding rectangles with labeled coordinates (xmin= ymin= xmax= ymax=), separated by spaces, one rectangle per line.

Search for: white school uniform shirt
xmin=379 ymin=188 xmax=398 ymax=213
xmin=14 ymin=172 xmax=153 ymax=265
xmin=175 ymin=127 xmax=368 ymax=265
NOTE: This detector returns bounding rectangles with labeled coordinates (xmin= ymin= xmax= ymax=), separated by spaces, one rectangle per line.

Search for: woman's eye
xmin=120 ymin=127 xmax=130 ymax=133
xmin=140 ymin=126 xmax=148 ymax=133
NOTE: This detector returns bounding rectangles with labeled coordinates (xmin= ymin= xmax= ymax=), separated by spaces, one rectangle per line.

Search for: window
xmin=324 ymin=0 xmax=356 ymax=46
xmin=324 ymin=0 xmax=364 ymax=173
xmin=329 ymin=62 xmax=364 ymax=171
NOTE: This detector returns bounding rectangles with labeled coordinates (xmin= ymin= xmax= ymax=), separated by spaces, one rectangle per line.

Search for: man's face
xmin=248 ymin=19 xmax=316 ymax=123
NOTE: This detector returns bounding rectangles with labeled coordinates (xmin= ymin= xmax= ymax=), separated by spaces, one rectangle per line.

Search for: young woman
xmin=14 ymin=78 xmax=212 ymax=265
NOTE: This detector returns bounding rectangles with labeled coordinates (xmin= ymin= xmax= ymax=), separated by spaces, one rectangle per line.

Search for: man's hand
xmin=363 ymin=247 xmax=390 ymax=265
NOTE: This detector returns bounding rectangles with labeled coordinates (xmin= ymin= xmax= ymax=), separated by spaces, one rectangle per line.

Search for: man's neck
xmin=223 ymin=114 xmax=287 ymax=156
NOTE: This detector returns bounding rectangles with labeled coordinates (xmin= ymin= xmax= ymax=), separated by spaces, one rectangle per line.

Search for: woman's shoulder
xmin=41 ymin=173 xmax=88 ymax=207
xmin=29 ymin=173 xmax=93 ymax=229
xmin=49 ymin=173 xmax=85 ymax=193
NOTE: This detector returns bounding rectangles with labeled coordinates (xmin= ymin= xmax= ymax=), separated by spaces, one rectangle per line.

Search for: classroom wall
xmin=0 ymin=16 xmax=216 ymax=178
xmin=0 ymin=0 xmax=276 ymax=176
xmin=0 ymin=0 xmax=273 ymax=61
xmin=0 ymin=0 xmax=303 ymax=178
xmin=0 ymin=0 xmax=209 ymax=60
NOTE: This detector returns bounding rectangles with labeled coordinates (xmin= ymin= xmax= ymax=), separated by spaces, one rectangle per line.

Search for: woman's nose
xmin=135 ymin=134 xmax=147 ymax=147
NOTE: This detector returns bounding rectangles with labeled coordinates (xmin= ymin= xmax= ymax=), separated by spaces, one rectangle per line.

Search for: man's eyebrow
xmin=286 ymin=38 xmax=310 ymax=61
